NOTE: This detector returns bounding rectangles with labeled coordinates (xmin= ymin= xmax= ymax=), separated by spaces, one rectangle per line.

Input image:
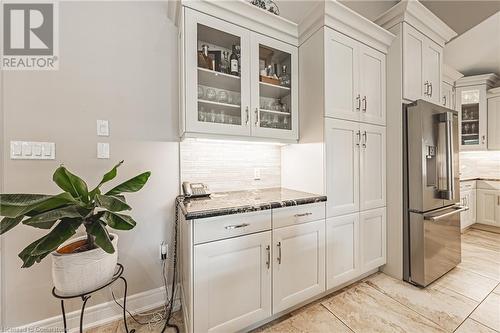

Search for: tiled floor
xmin=90 ymin=229 xmax=500 ymax=333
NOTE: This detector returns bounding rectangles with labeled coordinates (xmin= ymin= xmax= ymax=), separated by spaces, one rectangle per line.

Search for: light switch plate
xmin=97 ymin=142 xmax=110 ymax=159
xmin=11 ymin=141 xmax=55 ymax=160
xmin=97 ymin=120 xmax=109 ymax=136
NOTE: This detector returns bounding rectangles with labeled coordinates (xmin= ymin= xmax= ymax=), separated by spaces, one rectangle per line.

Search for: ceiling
xmin=276 ymin=0 xmax=500 ymax=76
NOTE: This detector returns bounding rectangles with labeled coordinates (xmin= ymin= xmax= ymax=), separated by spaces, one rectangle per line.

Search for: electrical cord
xmin=160 ymin=195 xmax=183 ymax=333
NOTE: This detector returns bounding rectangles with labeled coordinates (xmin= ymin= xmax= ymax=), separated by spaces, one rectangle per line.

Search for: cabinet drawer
xmin=460 ymin=181 xmax=476 ymax=191
xmin=272 ymin=202 xmax=326 ymax=229
xmin=194 ymin=210 xmax=271 ymax=244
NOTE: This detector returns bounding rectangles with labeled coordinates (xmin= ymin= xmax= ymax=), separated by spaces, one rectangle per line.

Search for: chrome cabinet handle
xmin=294 ymin=212 xmax=312 ymax=217
xmin=224 ymin=223 xmax=250 ymax=230
xmin=362 ymin=131 xmax=367 ymax=148
xmin=429 ymin=83 xmax=433 ymax=97
xmin=356 ymin=130 xmax=361 ymax=147
xmin=277 ymin=242 xmax=282 ymax=264
xmin=362 ymin=96 xmax=367 ymax=112
xmin=355 ymin=94 xmax=361 ymax=111
xmin=255 ymin=108 xmax=259 ymax=126
xmin=424 ymin=81 xmax=429 ymax=96
xmin=443 ymin=95 xmax=447 ymax=106
xmin=482 ymin=135 xmax=486 ymax=144
xmin=266 ymin=245 xmax=270 ymax=269
xmin=245 ymin=106 xmax=249 ymax=125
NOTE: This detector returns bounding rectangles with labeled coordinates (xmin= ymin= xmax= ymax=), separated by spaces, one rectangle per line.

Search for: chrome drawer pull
xmin=424 ymin=206 xmax=468 ymax=221
xmin=294 ymin=212 xmax=312 ymax=217
xmin=265 ymin=245 xmax=270 ymax=269
xmin=277 ymin=242 xmax=282 ymax=264
xmin=224 ymin=223 xmax=250 ymax=230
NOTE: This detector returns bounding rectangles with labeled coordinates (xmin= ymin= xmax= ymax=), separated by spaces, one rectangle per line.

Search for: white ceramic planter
xmin=52 ymin=233 xmax=118 ymax=295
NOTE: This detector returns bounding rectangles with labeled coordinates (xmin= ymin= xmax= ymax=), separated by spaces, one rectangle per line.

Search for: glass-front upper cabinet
xmin=456 ymin=85 xmax=488 ymax=151
xmin=184 ymin=8 xmax=251 ymax=137
xmin=183 ymin=8 xmax=298 ymax=142
xmin=251 ymin=34 xmax=298 ymax=141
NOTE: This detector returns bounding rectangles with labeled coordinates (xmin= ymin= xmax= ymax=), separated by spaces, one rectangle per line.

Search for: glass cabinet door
xmin=460 ymin=89 xmax=480 ymax=146
xmin=251 ymin=34 xmax=298 ymax=141
xmin=184 ymin=8 xmax=251 ymax=137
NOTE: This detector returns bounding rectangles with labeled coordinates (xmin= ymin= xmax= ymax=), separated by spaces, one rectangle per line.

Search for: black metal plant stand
xmin=52 ymin=263 xmax=135 ymax=333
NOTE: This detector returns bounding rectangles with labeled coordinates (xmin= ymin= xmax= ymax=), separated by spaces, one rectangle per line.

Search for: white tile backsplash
xmin=180 ymin=139 xmax=281 ymax=192
xmin=460 ymin=151 xmax=500 ymax=179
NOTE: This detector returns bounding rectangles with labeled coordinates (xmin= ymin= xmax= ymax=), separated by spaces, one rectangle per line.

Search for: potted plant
xmin=0 ymin=161 xmax=150 ymax=295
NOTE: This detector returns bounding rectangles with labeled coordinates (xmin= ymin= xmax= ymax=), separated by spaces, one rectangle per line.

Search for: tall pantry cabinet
xmin=373 ymin=1 xmax=456 ymax=278
xmin=283 ymin=1 xmax=395 ymax=290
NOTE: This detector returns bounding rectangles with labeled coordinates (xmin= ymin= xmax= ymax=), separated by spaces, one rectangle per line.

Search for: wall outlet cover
xmin=97 ymin=142 xmax=110 ymax=159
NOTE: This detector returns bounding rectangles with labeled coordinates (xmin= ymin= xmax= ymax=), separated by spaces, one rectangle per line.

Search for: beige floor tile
xmin=493 ymin=283 xmax=500 ymax=295
xmin=462 ymin=232 xmax=500 ymax=254
xmin=470 ymin=293 xmax=500 ymax=332
xmin=455 ymin=318 xmax=498 ymax=333
xmin=252 ymin=317 xmax=300 ymax=333
xmin=431 ymin=267 xmax=498 ymax=302
xmin=287 ymin=304 xmax=352 ymax=333
xmin=365 ymin=273 xmax=478 ymax=332
xmin=322 ymin=283 xmax=445 ymax=333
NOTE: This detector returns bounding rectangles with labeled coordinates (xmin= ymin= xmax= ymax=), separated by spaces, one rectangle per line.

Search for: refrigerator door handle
xmin=439 ymin=112 xmax=455 ymax=200
xmin=424 ymin=206 xmax=468 ymax=221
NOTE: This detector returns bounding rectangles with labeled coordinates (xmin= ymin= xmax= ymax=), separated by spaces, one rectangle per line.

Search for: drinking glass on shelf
xmin=273 ymin=115 xmax=279 ymax=128
xmin=464 ymin=124 xmax=470 ymax=134
xmin=218 ymin=90 xmax=229 ymax=104
xmin=233 ymin=93 xmax=241 ymax=105
xmin=209 ymin=109 xmax=216 ymax=122
xmin=198 ymin=86 xmax=204 ymax=99
xmin=284 ymin=116 xmax=289 ymax=129
xmin=219 ymin=111 xmax=225 ymax=123
xmin=206 ymin=88 xmax=216 ymax=101
xmin=471 ymin=123 xmax=476 ymax=134
xmin=198 ymin=106 xmax=206 ymax=122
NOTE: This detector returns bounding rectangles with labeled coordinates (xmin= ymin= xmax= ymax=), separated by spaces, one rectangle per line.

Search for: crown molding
xmin=456 ymin=73 xmax=499 ymax=88
xmin=488 ymin=87 xmax=500 ymax=98
xmin=374 ymin=0 xmax=456 ymax=47
xmin=172 ymin=0 xmax=299 ymax=46
xmin=443 ymin=64 xmax=463 ymax=85
xmin=299 ymin=0 xmax=395 ymax=54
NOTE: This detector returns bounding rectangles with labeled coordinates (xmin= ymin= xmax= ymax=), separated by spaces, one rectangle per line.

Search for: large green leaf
xmin=23 ymin=206 xmax=83 ymax=229
xmin=104 ymin=211 xmax=136 ymax=230
xmin=0 ymin=216 xmax=23 ymax=234
xmin=19 ymin=235 xmax=50 ymax=268
xmin=86 ymin=221 xmax=115 ymax=253
xmin=31 ymin=218 xmax=82 ymax=256
xmin=0 ymin=193 xmax=74 ymax=218
xmin=105 ymin=171 xmax=151 ymax=196
xmin=96 ymin=194 xmax=131 ymax=212
xmin=53 ymin=166 xmax=89 ymax=202
xmin=89 ymin=161 xmax=124 ymax=198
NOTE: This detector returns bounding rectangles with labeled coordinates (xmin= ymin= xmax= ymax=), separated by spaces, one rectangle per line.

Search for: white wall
xmin=1 ymin=1 xmax=180 ymax=327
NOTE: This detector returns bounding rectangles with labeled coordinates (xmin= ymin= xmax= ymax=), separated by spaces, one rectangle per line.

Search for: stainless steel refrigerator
xmin=403 ymin=100 xmax=467 ymax=287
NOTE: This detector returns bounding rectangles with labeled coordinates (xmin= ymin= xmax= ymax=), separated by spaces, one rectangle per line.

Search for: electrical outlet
xmin=254 ymin=168 xmax=261 ymax=180
xmin=160 ymin=242 xmax=168 ymax=260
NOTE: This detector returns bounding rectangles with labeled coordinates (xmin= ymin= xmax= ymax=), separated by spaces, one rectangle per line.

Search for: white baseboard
xmin=11 ymin=285 xmax=181 ymax=333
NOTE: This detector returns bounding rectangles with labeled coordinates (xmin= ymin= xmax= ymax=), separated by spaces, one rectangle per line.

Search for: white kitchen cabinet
xmin=402 ymin=23 xmax=442 ymax=103
xmin=325 ymin=118 xmax=386 ymax=217
xmin=272 ymin=219 xmax=325 ymax=313
xmin=360 ymin=123 xmax=386 ymax=211
xmin=360 ymin=207 xmax=386 ymax=272
xmin=476 ymin=189 xmax=500 ymax=226
xmin=181 ymin=7 xmax=299 ymax=142
xmin=324 ymin=29 xmax=386 ymax=126
xmin=194 ymin=231 xmax=272 ymax=333
xmin=326 ymin=213 xmax=359 ymax=289
xmin=460 ymin=190 xmax=475 ymax=230
xmin=487 ymin=88 xmax=500 ymax=150
xmin=442 ymin=82 xmax=453 ymax=108
xmin=456 ymin=74 xmax=499 ymax=151
xmin=325 ymin=118 xmax=360 ymax=217
xmin=442 ymin=64 xmax=463 ymax=110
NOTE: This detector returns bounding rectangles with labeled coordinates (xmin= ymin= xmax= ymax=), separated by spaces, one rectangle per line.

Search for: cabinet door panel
xmin=360 ymin=208 xmax=386 ymax=272
xmin=424 ymin=41 xmax=442 ymax=104
xmin=184 ymin=8 xmax=251 ymax=137
xmin=251 ymin=33 xmax=298 ymax=141
xmin=273 ymin=220 xmax=325 ymax=313
xmin=359 ymin=46 xmax=385 ymax=125
xmin=326 ymin=214 xmax=359 ymax=289
xmin=324 ymin=28 xmax=360 ymax=121
xmin=403 ymin=24 xmax=424 ymax=101
xmin=488 ymin=97 xmax=500 ymax=150
xmin=194 ymin=232 xmax=271 ymax=333
xmin=442 ymin=82 xmax=453 ymax=108
xmin=360 ymin=124 xmax=386 ymax=211
xmin=325 ymin=118 xmax=360 ymax=217
xmin=476 ymin=190 xmax=498 ymax=226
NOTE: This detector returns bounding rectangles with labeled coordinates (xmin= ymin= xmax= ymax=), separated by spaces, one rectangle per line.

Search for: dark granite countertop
xmin=179 ymin=187 xmax=327 ymax=220
xmin=460 ymin=177 xmax=500 ymax=182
